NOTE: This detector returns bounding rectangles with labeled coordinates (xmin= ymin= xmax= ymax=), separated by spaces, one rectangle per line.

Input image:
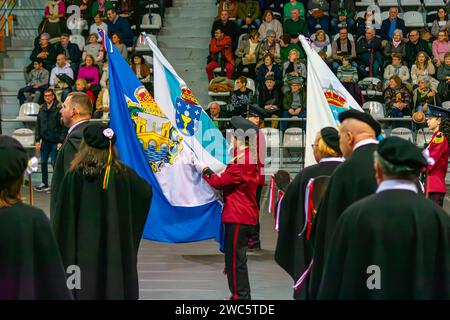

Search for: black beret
xmin=427 ymin=105 xmax=450 ymax=119
xmin=248 ymin=104 xmax=269 ymax=120
xmin=377 ymin=136 xmax=428 ymax=172
xmin=83 ymin=123 xmax=116 ymax=149
xmin=0 ymin=136 xmax=28 ymax=185
xmin=338 ymin=109 xmax=381 ymax=137
xmin=230 ymin=116 xmax=259 ymax=136
xmin=320 ymin=126 xmax=341 ymax=154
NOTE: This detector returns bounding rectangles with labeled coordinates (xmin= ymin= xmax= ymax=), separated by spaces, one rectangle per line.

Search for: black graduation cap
xmin=320 ymin=127 xmax=341 ymax=154
xmin=0 ymin=136 xmax=28 ymax=185
xmin=230 ymin=116 xmax=259 ymax=136
xmin=83 ymin=123 xmax=116 ymax=150
xmin=377 ymin=136 xmax=428 ymax=173
xmin=338 ymin=109 xmax=381 ymax=137
xmin=248 ymin=104 xmax=269 ymax=120
xmin=427 ymin=105 xmax=450 ymax=118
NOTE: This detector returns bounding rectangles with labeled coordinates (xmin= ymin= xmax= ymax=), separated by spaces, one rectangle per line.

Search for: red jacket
xmin=209 ymin=35 xmax=235 ymax=66
xmin=426 ymin=130 xmax=449 ymax=193
xmin=203 ymin=147 xmax=259 ymax=225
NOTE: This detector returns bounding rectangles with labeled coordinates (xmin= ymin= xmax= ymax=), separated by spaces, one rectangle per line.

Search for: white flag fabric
xmin=299 ymin=35 xmax=363 ymax=166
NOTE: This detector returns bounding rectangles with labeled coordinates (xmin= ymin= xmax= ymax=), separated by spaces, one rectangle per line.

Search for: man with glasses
xmin=405 ymin=29 xmax=433 ymax=68
xmin=34 ymin=89 xmax=65 ymax=192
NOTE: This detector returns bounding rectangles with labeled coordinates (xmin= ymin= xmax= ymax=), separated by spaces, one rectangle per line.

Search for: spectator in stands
xmin=380 ymin=7 xmax=406 ymax=42
xmin=67 ymin=0 xmax=91 ymax=35
xmin=230 ymin=76 xmax=254 ymax=116
xmin=206 ymin=101 xmax=229 ymax=134
xmin=306 ymin=0 xmax=330 ymax=34
xmin=111 ymin=32 xmax=128 ymax=60
xmin=282 ymin=48 xmax=306 ymax=93
xmin=411 ymin=52 xmax=438 ymax=91
xmin=40 ymin=0 xmax=67 ymax=39
xmin=337 ymin=57 xmax=360 ymax=102
xmin=18 ymin=59 xmax=50 ymax=106
xmin=131 ymin=54 xmax=153 ymax=92
xmin=49 ymin=54 xmax=74 ymax=102
xmin=91 ymin=0 xmax=115 ymax=17
xmin=279 ymin=34 xmax=303 ymax=62
xmin=55 ymin=33 xmax=83 ymax=72
xmin=260 ymin=30 xmax=281 ymax=64
xmin=258 ymin=10 xmax=283 ymax=40
xmin=217 ymin=0 xmax=239 ymax=20
xmin=282 ymin=77 xmax=306 ymax=131
xmin=355 ymin=7 xmax=381 ymax=38
xmin=117 ymin=0 xmax=135 ymax=21
xmin=29 ymin=33 xmax=56 ymax=72
xmin=405 ymin=29 xmax=433 ymax=69
xmin=311 ymin=29 xmax=331 ymax=60
xmin=74 ymin=78 xmax=95 ymax=104
xmin=211 ymin=10 xmax=239 ymax=45
xmin=34 ymin=88 xmax=64 ymax=192
xmin=413 ymin=77 xmax=439 ymax=111
xmin=237 ymin=0 xmax=262 ymax=29
xmin=284 ymin=8 xmax=309 ymax=45
xmin=258 ymin=75 xmax=282 ymax=125
xmin=94 ymin=79 xmax=110 ymax=119
xmin=83 ymin=33 xmax=104 ymax=67
xmin=256 ymin=54 xmax=282 ymax=89
xmin=107 ymin=8 xmax=134 ymax=47
xmin=331 ymin=27 xmax=356 ymax=73
xmin=384 ymin=53 xmax=410 ymax=88
xmin=234 ymin=29 xmax=263 ymax=79
xmin=356 ymin=26 xmax=382 ymax=78
xmin=283 ymin=0 xmax=305 ymax=21
xmin=384 ymin=75 xmax=412 ymax=119
xmin=77 ymin=54 xmax=100 ymax=95
xmin=383 ymin=29 xmax=406 ymax=65
xmin=262 ymin=0 xmax=283 ymax=17
xmin=206 ymin=28 xmax=235 ymax=81
xmin=432 ymin=31 xmax=450 ymax=66
xmin=329 ymin=0 xmax=355 ymax=35
xmin=436 ymin=52 xmax=450 ymax=102
xmin=431 ymin=7 xmax=450 ymax=39
xmin=90 ymin=13 xmax=108 ymax=39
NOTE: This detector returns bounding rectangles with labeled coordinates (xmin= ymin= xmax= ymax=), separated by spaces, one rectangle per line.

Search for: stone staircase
xmin=158 ymin=0 xmax=216 ymax=107
xmin=0 ymin=0 xmax=45 ymax=135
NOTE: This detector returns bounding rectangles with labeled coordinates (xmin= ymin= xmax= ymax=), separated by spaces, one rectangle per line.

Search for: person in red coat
xmin=206 ymin=27 xmax=235 ymax=81
xmin=424 ymin=105 xmax=450 ymax=207
xmin=193 ymin=116 xmax=259 ymax=300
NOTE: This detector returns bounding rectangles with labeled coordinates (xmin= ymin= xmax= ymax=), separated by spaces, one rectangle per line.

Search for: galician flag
xmin=299 ymin=35 xmax=363 ymax=166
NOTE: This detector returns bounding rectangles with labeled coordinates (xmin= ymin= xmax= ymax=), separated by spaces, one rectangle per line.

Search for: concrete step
xmin=162 ymin=17 xmax=212 ymax=28
xmin=173 ymin=0 xmax=217 ymax=5
xmin=158 ymin=39 xmax=210 ymax=49
xmin=0 ymin=69 xmax=25 ymax=80
xmin=165 ymin=11 xmax=216 ymax=19
xmin=15 ymin=0 xmax=47 ymax=7
xmin=166 ymin=7 xmax=216 ymax=15
xmin=6 ymin=49 xmax=33 ymax=59
xmin=161 ymin=47 xmax=207 ymax=59
xmin=2 ymin=57 xmax=31 ymax=69
xmin=0 ymin=79 xmax=25 ymax=91
xmin=10 ymin=38 xmax=36 ymax=47
xmin=160 ymin=26 xmax=213 ymax=37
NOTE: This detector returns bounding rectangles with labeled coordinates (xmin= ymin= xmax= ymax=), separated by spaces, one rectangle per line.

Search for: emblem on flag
xmin=175 ymin=91 xmax=202 ymax=136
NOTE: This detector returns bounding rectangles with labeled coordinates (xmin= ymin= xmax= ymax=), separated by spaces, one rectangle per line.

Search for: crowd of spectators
xmin=206 ymin=0 xmax=450 ymax=131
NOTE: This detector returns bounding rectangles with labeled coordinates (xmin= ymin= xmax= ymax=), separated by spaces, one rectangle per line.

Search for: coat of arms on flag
xmin=175 ymin=87 xmax=202 ymax=136
xmin=324 ymin=85 xmax=350 ymax=121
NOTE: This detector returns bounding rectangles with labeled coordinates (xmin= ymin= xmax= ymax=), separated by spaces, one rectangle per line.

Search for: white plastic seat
xmin=378 ymin=0 xmax=399 ymax=7
xmin=416 ymin=128 xmax=434 ymax=147
xmin=17 ymin=102 xmax=39 ymax=121
xmin=12 ymin=128 xmax=35 ymax=147
xmin=140 ymin=13 xmax=162 ymax=31
xmin=355 ymin=0 xmax=376 ymax=10
xmin=381 ymin=11 xmax=390 ymax=21
xmin=403 ymin=11 xmax=425 ymax=28
xmin=391 ymin=127 xmax=414 ymax=142
xmin=424 ymin=0 xmax=446 ymax=8
xmin=283 ymin=128 xmax=304 ymax=148
xmin=368 ymin=101 xmax=385 ymax=119
xmin=143 ymin=55 xmax=153 ymax=65
xmin=69 ymin=34 xmax=85 ymax=51
xmin=260 ymin=127 xmax=281 ymax=147
xmin=442 ymin=101 xmax=450 ymax=110
xmin=400 ymin=0 xmax=422 ymax=7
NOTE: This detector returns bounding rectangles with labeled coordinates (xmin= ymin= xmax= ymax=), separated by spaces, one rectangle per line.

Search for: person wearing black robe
xmin=52 ymin=123 xmax=153 ymax=300
xmin=318 ymin=137 xmax=450 ymax=299
xmin=309 ymin=110 xmax=382 ymax=299
xmin=0 ymin=136 xmax=72 ymax=300
xmin=275 ymin=127 xmax=344 ymax=300
xmin=50 ymin=92 xmax=92 ymax=218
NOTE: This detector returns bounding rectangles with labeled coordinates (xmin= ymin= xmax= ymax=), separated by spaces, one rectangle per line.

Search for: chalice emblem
xmin=181 ymin=111 xmax=191 ymax=134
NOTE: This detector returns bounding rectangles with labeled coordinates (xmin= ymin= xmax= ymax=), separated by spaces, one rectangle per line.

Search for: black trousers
xmin=224 ymin=223 xmax=253 ymax=300
xmin=248 ymin=185 xmax=263 ymax=248
xmin=429 ymin=192 xmax=445 ymax=207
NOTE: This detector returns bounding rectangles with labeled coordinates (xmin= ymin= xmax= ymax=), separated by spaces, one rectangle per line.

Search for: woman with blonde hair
xmin=411 ymin=51 xmax=438 ymax=90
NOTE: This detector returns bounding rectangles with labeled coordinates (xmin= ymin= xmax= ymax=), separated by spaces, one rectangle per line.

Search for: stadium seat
xmin=261 ymin=127 xmax=281 ymax=147
xmin=17 ymin=102 xmax=39 ymax=121
xmin=416 ymin=128 xmax=434 ymax=147
xmin=355 ymin=0 xmax=376 ymax=10
xmin=390 ymin=127 xmax=414 ymax=142
xmin=140 ymin=13 xmax=162 ymax=32
xmin=426 ymin=11 xmax=437 ymax=28
xmin=403 ymin=11 xmax=425 ymax=28
xmin=367 ymin=101 xmax=385 ymax=119
xmin=381 ymin=11 xmax=390 ymax=21
xmin=378 ymin=0 xmax=399 ymax=8
xmin=283 ymin=128 xmax=304 ymax=148
xmin=442 ymin=101 xmax=450 ymax=109
xmin=400 ymin=0 xmax=422 ymax=8
xmin=70 ymin=34 xmax=85 ymax=51
xmin=424 ymin=0 xmax=446 ymax=9
xmin=143 ymin=55 xmax=153 ymax=65
xmin=12 ymin=128 xmax=35 ymax=147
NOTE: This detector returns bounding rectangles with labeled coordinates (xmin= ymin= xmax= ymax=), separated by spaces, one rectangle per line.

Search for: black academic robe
xmin=50 ymin=121 xmax=91 ymax=218
xmin=0 ymin=202 xmax=72 ymax=299
xmin=318 ymin=189 xmax=450 ymax=299
xmin=51 ymin=163 xmax=152 ymax=300
xmin=275 ymin=160 xmax=342 ymax=300
xmin=309 ymin=143 xmax=379 ymax=299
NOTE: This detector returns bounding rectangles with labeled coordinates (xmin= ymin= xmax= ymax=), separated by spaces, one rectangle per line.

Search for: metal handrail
xmin=0 ymin=0 xmax=17 ymax=37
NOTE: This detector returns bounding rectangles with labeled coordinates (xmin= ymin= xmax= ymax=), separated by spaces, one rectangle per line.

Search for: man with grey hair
xmin=317 ymin=137 xmax=450 ymax=299
xmin=356 ymin=26 xmax=383 ymax=78
xmin=380 ymin=6 xmax=406 ymax=41
xmin=29 ymin=32 xmax=56 ymax=72
xmin=50 ymin=92 xmax=92 ymax=218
